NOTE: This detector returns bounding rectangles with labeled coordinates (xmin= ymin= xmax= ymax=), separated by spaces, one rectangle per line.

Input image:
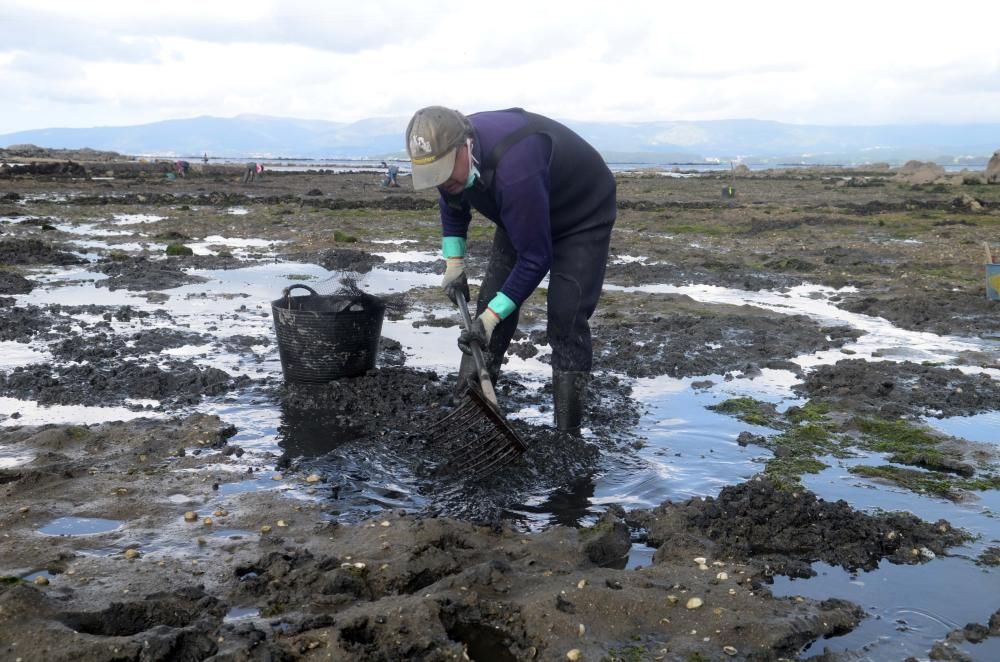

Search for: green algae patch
xmin=165 ymin=242 xmax=193 ymax=256
xmin=765 ymin=456 xmax=830 ymax=488
xmin=711 ymin=396 xmax=999 ymax=494
xmin=64 ymin=426 xmax=89 ymax=439
xmin=784 ymin=401 xmax=831 ymax=425
xmin=850 ymin=465 xmax=957 ymax=498
xmin=762 ymin=422 xmax=851 ymax=486
xmin=708 ymin=397 xmax=782 ymax=428
xmin=854 ymin=417 xmax=974 ymax=476
xmin=333 ymin=230 xmax=358 ymax=243
xmin=850 ymin=465 xmax=1000 ymax=500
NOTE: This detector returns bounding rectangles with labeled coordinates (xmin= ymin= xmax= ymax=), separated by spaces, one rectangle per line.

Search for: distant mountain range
xmin=2 ymin=114 xmax=999 ymax=166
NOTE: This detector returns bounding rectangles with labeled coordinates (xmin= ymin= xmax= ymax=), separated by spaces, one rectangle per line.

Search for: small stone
xmin=686 ymin=597 xmax=704 ymax=610
xmin=577 ymin=579 xmax=587 ymax=589
xmin=34 ymin=576 xmax=49 ymax=586
xmin=578 ymin=623 xmax=586 ymax=637
xmin=271 ymin=473 xmax=283 ymax=481
xmin=566 ymin=649 xmax=581 ymax=661
xmin=380 ymin=520 xmax=391 ymax=527
xmin=124 ymin=549 xmax=140 ymax=560
xmin=698 ymin=563 xmax=710 ymax=571
xmin=723 ymin=645 xmax=738 ymax=656
xmin=353 ymin=562 xmax=366 ymax=570
xmin=183 ymin=511 xmax=197 ymax=522
xmin=276 ymin=520 xmax=288 ymax=528
xmin=716 ymin=572 xmax=728 ymax=581
xmin=667 ymin=595 xmax=679 ymax=604
xmin=728 ymin=588 xmax=736 ymax=595
xmin=305 ymin=474 xmax=321 ymax=483
xmin=19 ymin=507 xmax=29 ymax=513
xmin=260 ymin=525 xmax=272 ymax=533
xmin=693 ymin=556 xmax=707 ymax=565
xmin=202 ymin=517 xmax=213 ymax=526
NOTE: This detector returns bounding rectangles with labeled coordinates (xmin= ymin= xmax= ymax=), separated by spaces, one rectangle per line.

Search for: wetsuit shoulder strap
xmin=477 ymin=110 xmax=546 ymax=191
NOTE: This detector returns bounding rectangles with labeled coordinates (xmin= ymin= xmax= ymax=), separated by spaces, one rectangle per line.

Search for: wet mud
xmin=591 ymin=292 xmax=860 ymax=378
xmin=0 ymin=237 xmax=85 ymax=266
xmin=0 ymin=270 xmax=33 ymax=295
xmin=837 ymin=287 xmax=999 ymax=337
xmin=633 ymin=477 xmax=967 ymax=579
xmin=0 ymin=416 xmax=871 ymax=662
xmin=280 ymin=247 xmax=387 ymax=274
xmin=794 ymin=358 xmax=1000 ymax=418
xmin=93 ymin=256 xmax=210 ymax=291
xmin=1 ymin=162 xmax=999 ymax=660
xmin=0 ymin=359 xmax=249 ymax=408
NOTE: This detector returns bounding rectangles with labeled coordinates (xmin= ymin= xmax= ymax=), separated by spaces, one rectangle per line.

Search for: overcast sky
xmin=2 ymin=0 xmax=999 ymax=133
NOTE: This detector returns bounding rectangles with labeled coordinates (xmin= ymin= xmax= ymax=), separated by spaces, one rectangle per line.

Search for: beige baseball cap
xmin=405 ymin=106 xmax=471 ymax=190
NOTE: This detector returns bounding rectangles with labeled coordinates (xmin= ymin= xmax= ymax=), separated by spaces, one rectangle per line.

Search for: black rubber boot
xmin=553 ymin=371 xmax=588 ymax=433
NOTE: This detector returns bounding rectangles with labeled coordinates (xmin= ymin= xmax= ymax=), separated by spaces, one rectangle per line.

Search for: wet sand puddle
xmin=2 ymin=217 xmax=999 ymax=658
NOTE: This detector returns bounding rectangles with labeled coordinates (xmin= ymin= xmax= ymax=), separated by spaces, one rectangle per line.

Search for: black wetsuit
xmin=439 ymin=108 xmax=616 ymax=375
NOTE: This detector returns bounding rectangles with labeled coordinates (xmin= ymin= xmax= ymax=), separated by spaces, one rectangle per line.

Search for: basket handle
xmin=282 ymin=284 xmax=319 ymax=299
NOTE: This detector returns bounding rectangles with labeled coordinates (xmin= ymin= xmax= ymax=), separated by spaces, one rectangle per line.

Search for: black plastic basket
xmin=271 ymin=284 xmax=385 ymax=383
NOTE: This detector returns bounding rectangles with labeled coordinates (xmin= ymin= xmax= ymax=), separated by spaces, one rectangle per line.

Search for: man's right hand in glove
xmin=441 ymin=256 xmax=470 ymax=304
xmin=458 ymin=309 xmax=500 ymax=354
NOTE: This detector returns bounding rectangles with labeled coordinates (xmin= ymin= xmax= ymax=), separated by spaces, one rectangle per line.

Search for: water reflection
xmin=510 ymin=475 xmax=598 ymax=527
xmin=277 ymin=402 xmax=364 ymax=460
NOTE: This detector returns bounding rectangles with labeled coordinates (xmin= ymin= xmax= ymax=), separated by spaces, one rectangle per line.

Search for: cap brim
xmin=410 ymin=147 xmax=457 ymax=190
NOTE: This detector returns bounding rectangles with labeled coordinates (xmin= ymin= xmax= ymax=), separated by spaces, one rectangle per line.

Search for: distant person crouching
xmin=381 ymin=162 xmax=400 ymax=187
xmin=243 ymin=162 xmax=263 ymax=184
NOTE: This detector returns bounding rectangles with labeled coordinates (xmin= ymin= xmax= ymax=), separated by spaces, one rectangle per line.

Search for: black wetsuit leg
xmin=546 ymin=221 xmax=614 ymax=372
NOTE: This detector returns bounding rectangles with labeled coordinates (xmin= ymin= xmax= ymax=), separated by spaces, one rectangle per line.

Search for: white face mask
xmin=464 ymin=137 xmax=480 ymax=189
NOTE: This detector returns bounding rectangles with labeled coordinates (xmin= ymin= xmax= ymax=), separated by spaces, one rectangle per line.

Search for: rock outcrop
xmin=896 ymin=160 xmax=946 ymax=185
xmin=986 ymin=149 xmax=1000 ymax=184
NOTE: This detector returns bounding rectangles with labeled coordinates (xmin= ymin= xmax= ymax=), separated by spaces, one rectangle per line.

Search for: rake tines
xmin=426 ymin=387 xmax=527 ymax=480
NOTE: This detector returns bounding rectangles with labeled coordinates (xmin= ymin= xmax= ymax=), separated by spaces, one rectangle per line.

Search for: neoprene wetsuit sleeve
xmin=493 ymin=170 xmax=553 ymax=306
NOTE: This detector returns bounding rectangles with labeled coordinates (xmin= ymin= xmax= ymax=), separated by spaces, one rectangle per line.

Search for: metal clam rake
xmin=425 ymin=292 xmax=528 ymax=479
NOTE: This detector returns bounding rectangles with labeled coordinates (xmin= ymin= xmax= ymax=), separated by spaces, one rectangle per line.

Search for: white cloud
xmin=2 ymin=0 xmax=1000 ymax=132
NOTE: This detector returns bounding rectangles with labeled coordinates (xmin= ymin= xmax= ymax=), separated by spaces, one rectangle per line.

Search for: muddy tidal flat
xmin=1 ymin=160 xmax=1000 ymax=661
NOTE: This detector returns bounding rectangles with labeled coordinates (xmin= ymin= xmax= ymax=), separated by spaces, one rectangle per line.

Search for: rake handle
xmin=454 ymin=291 xmax=499 ymax=407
